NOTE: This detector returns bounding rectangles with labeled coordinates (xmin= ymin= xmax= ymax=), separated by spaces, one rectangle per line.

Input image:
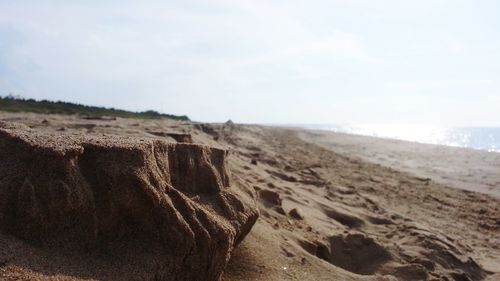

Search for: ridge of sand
xmin=0 ymin=111 xmax=499 ymax=281
xmin=0 ymin=120 xmax=258 ymax=281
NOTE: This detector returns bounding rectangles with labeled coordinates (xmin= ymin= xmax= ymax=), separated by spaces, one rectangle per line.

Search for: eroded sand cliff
xmin=0 ymin=121 xmax=257 ymax=281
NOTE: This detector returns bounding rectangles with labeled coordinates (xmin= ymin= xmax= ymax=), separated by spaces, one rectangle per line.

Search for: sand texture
xmin=0 ymin=112 xmax=499 ymax=281
xmin=0 ymin=117 xmax=258 ymax=281
xmin=299 ymin=130 xmax=500 ymax=198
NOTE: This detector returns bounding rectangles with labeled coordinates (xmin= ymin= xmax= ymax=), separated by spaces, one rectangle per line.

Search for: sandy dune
xmin=0 ymin=112 xmax=499 ymax=281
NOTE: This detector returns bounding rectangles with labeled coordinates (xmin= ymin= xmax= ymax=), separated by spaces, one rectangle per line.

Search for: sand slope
xmin=0 ymin=112 xmax=499 ymax=281
xmin=219 ymin=125 xmax=499 ymax=281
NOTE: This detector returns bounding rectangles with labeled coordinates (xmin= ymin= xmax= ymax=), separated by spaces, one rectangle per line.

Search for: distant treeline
xmin=0 ymin=95 xmax=189 ymax=121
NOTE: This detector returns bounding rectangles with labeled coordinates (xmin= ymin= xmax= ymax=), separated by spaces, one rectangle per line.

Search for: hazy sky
xmin=1 ymin=0 xmax=499 ymax=125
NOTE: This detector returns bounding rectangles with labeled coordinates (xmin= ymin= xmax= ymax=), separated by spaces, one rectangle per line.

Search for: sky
xmin=0 ymin=0 xmax=499 ymax=125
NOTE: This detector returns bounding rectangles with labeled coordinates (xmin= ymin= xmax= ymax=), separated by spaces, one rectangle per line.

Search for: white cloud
xmin=0 ymin=0 xmax=499 ymax=124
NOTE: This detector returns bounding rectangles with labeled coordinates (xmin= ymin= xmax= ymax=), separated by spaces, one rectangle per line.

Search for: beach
xmin=0 ymin=112 xmax=499 ymax=281
xmin=299 ymin=129 xmax=500 ymax=198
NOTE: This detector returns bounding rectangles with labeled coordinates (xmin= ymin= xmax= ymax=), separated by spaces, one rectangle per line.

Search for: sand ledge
xmin=0 ymin=121 xmax=258 ymax=281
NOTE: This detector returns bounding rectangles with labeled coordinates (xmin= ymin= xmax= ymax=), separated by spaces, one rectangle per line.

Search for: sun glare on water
xmin=317 ymin=124 xmax=500 ymax=152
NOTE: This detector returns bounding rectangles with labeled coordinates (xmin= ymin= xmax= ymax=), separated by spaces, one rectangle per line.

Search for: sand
xmin=298 ymin=129 xmax=500 ymax=198
xmin=0 ymin=111 xmax=499 ymax=281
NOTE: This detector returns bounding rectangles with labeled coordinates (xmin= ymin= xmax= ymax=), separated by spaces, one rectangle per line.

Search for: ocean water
xmin=303 ymin=124 xmax=500 ymax=153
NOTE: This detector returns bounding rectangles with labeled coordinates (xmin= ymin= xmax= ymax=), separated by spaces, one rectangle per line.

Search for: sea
xmin=301 ymin=124 xmax=500 ymax=153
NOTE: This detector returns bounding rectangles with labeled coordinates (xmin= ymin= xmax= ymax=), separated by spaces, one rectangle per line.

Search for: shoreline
xmin=317 ymin=129 xmax=500 ymax=153
xmin=298 ymin=128 xmax=500 ymax=198
xmin=284 ymin=124 xmax=500 ymax=153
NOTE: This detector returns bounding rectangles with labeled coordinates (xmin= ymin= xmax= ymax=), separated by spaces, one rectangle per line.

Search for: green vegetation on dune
xmin=0 ymin=95 xmax=189 ymax=121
